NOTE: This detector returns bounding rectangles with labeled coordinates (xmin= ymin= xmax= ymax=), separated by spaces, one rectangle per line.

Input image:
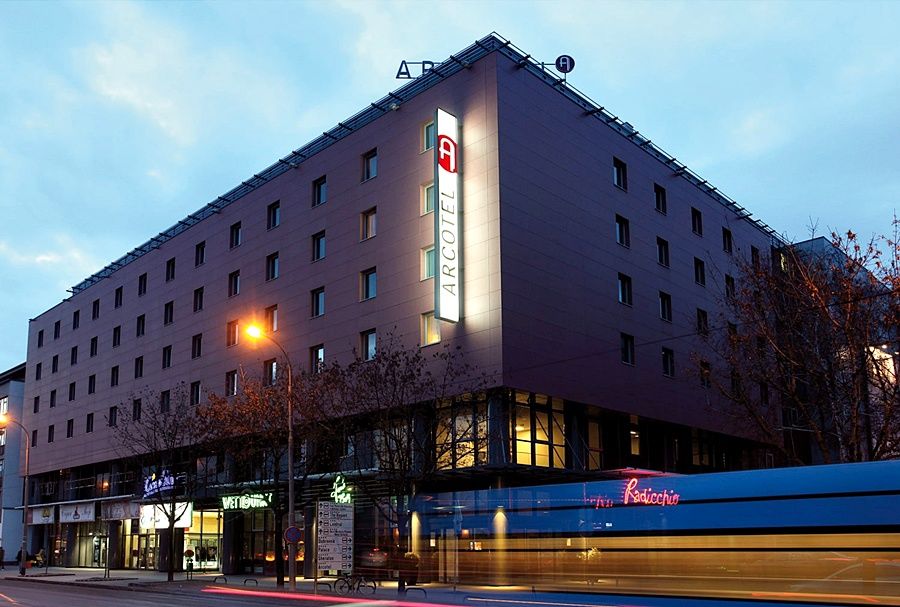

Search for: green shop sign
xmin=221 ymin=492 xmax=273 ymax=510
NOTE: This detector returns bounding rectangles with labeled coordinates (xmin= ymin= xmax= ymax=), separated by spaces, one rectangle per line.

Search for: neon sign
xmin=330 ymin=474 xmax=352 ymax=504
xmin=143 ymin=470 xmax=175 ymax=498
xmin=434 ymin=107 xmax=460 ymax=323
xmin=623 ymin=477 xmax=680 ymax=506
xmin=221 ymin=492 xmax=273 ymax=510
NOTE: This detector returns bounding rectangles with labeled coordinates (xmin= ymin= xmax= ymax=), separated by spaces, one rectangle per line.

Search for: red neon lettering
xmin=438 ymin=134 xmax=457 ymax=173
xmin=623 ymin=477 xmax=680 ymax=506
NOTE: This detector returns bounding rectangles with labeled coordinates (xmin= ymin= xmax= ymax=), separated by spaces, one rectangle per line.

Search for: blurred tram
xmin=416 ymin=461 xmax=900 ymax=604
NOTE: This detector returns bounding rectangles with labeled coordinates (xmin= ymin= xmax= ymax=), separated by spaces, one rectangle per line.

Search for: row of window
xmin=614 ymin=212 xmax=735 ymax=255
xmin=616 ymin=268 xmax=735 ymax=310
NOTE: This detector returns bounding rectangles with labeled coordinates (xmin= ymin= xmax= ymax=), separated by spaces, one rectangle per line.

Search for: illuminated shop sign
xmin=586 ymin=477 xmax=682 ymax=509
xmin=139 ymin=502 xmax=193 ymax=529
xmin=143 ymin=470 xmax=175 ymax=498
xmin=221 ymin=493 xmax=272 ymax=511
xmin=330 ymin=474 xmax=353 ymax=504
xmin=434 ymin=107 xmax=460 ymax=323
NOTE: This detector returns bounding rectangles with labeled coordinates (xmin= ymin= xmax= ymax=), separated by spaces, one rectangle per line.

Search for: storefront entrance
xmin=130 ymin=533 xmax=157 ymax=570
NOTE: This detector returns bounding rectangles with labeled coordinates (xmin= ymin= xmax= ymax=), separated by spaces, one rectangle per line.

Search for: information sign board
xmin=317 ymin=501 xmax=354 ymax=571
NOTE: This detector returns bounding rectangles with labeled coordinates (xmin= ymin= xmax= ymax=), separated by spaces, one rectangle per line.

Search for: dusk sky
xmin=2 ymin=0 xmax=899 ymax=371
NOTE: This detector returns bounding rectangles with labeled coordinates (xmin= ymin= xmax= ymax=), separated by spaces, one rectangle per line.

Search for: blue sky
xmin=1 ymin=0 xmax=899 ymax=371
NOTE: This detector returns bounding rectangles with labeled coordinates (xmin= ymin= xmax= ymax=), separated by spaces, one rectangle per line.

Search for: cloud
xmin=729 ymin=108 xmax=788 ymax=157
xmin=0 ymin=233 xmax=101 ymax=288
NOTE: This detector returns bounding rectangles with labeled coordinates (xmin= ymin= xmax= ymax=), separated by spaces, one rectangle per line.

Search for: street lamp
xmin=244 ymin=325 xmax=298 ymax=591
xmin=0 ymin=413 xmax=30 ymax=576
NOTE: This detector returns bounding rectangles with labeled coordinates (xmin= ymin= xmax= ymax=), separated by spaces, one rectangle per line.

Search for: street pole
xmin=286 ymin=358 xmax=297 ymax=592
xmin=16 ymin=422 xmax=30 ymax=577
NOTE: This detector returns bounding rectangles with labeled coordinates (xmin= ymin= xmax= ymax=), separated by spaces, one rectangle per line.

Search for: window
xmin=691 ymin=207 xmax=703 ymax=235
xmin=163 ymin=301 xmax=174 ymax=325
xmin=264 ymin=358 xmax=277 ymax=385
xmin=190 ymin=381 xmax=202 ymax=406
xmin=66 ymin=419 xmax=74 ymax=439
xmin=226 ymin=320 xmax=239 ymax=347
xmin=86 ymin=413 xmax=94 ymax=434
xmin=313 ymin=175 xmax=327 ymax=206
xmin=191 ymin=333 xmax=203 ymax=359
xmin=722 ymin=227 xmax=733 ymax=253
xmin=725 ymin=274 xmax=736 ymax=300
xmin=31 ymin=429 xmax=37 ymax=447
xmin=228 ymin=270 xmax=240 ymax=297
xmin=662 ymin=347 xmax=675 ymax=377
xmin=696 ymin=308 xmax=709 ymax=336
xmin=159 ymin=390 xmax=170 ymax=413
xmin=134 ymin=356 xmax=143 ymax=379
xmin=422 ymin=246 xmax=436 ymax=279
xmin=114 ymin=286 xmax=123 ymax=308
xmin=510 ymin=392 xmax=565 ymax=469
xmin=37 ymin=330 xmax=44 ymax=348
xmin=362 ymin=148 xmax=378 ymax=180
xmin=760 ymin=382 xmax=770 ymax=406
xmin=195 ymin=241 xmax=206 ymax=267
xmin=90 ymin=335 xmax=98 ymax=356
xmin=68 ymin=381 xmax=76 ymax=401
xmin=654 ymin=183 xmax=667 ymax=214
xmin=47 ymin=425 xmax=54 ymax=444
xmin=310 ymin=345 xmax=324 ymax=373
xmin=193 ymin=287 xmax=204 ymax=312
xmin=312 ymin=231 xmax=326 ymax=261
xmin=112 ymin=325 xmax=121 ymax=347
xmin=108 ymin=406 xmax=118 ymax=427
xmin=423 ymin=182 xmax=435 ymax=214
xmin=51 ymin=355 xmax=58 ymax=373
xmin=225 ymin=370 xmax=238 ymax=396
xmin=267 ymin=200 xmax=281 ymax=230
xmin=612 ymin=157 xmax=627 ymax=190
xmin=620 ymin=333 xmax=635 ymax=365
xmin=162 ymin=345 xmax=172 ymax=369
xmin=88 ymin=374 xmax=96 ymax=394
xmin=92 ymin=298 xmax=100 ymax=320
xmin=422 ymin=312 xmax=440 ymax=346
xmin=70 ymin=345 xmax=78 ymax=366
xmin=35 ymin=362 xmax=42 ymax=380
xmin=229 ymin=221 xmax=242 ymax=248
xmin=72 ymin=309 xmax=80 ymax=329
xmin=694 ymin=257 xmax=706 ymax=286
xmin=110 ymin=365 xmax=119 ymax=387
xmin=423 ymin=121 xmax=436 ymax=150
xmin=615 ymin=214 xmax=630 ymax=247
xmin=361 ymin=207 xmax=377 ymax=240
xmin=629 ymin=415 xmax=641 ymax=456
xmin=33 ymin=396 xmax=39 ymax=413
xmin=617 ymin=273 xmax=633 ymax=305
xmin=266 ymin=252 xmax=280 ymax=281
xmin=361 ymin=268 xmax=377 ymax=300
xmin=656 ymin=237 xmax=671 ymax=267
xmin=659 ymin=291 xmax=672 ymax=322
xmin=132 ymin=399 xmax=142 ymax=421
xmin=311 ymin=287 xmax=325 ymax=317
xmin=54 ymin=320 xmax=61 ymax=339
xmin=751 ymin=246 xmax=760 ymax=268
xmin=138 ymin=273 xmax=147 ymax=296
xmin=136 ymin=315 xmax=146 ymax=338
xmin=361 ymin=329 xmax=376 ymax=361
xmin=700 ymin=361 xmax=711 ymax=388
xmin=265 ymin=305 xmax=278 ymax=332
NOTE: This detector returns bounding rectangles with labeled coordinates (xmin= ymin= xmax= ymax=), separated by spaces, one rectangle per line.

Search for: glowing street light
xmin=0 ymin=413 xmax=31 ymax=576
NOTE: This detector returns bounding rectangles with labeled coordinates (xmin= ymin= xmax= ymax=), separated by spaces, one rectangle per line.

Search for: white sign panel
xmin=101 ymin=500 xmax=143 ymax=521
xmin=435 ymin=107 xmax=461 ymax=322
xmin=28 ymin=506 xmax=55 ymax=525
xmin=139 ymin=502 xmax=193 ymax=530
xmin=60 ymin=502 xmax=96 ymax=523
xmin=317 ymin=501 xmax=354 ymax=571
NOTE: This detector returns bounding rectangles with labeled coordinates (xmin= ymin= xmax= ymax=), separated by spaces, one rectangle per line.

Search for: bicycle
xmin=334 ymin=573 xmax=376 ymax=595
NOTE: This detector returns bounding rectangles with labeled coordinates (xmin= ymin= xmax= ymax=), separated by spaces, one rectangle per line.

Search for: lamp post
xmin=245 ymin=325 xmax=297 ymax=591
xmin=0 ymin=413 xmax=30 ymax=576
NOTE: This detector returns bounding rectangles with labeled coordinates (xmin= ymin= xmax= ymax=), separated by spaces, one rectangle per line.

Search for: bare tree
xmin=706 ymin=224 xmax=900 ymax=464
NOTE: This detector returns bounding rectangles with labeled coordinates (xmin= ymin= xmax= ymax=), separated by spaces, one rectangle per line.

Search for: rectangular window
xmin=423 ymin=182 xmax=435 ymax=214
xmin=423 ymin=121 xmax=436 ymax=151
xmin=696 ymin=308 xmax=709 ymax=336
xmin=110 ymin=365 xmax=119 ymax=387
xmin=72 ymin=310 xmax=80 ymax=330
xmin=361 ymin=329 xmax=376 ymax=361
xmin=52 ymin=355 xmax=58 ymax=373
xmin=700 ymin=361 xmax=711 ymax=388
xmin=134 ymin=356 xmax=143 ymax=379
xmin=311 ymin=287 xmax=325 ymax=317
xmin=70 ymin=345 xmax=78 ymax=366
xmin=66 ymin=418 xmax=74 ymax=439
xmin=136 ymin=315 xmax=145 ymax=338
xmin=620 ymin=333 xmax=635 ymax=365
xmin=662 ymin=347 xmax=675 ymax=377
xmin=195 ymin=241 xmax=206 ymax=267
xmin=138 ymin=273 xmax=147 ymax=296
xmin=92 ymin=298 xmax=100 ymax=320
xmin=88 ymin=374 xmax=96 ymax=395
xmin=313 ymin=175 xmax=327 ymax=206
xmin=265 ymin=305 xmax=278 ymax=332
xmin=226 ymin=320 xmax=239 ymax=347
xmin=160 ymin=390 xmax=170 ymax=413
xmin=694 ymin=257 xmax=706 ymax=286
xmin=86 ymin=413 xmax=94 ymax=434
xmin=35 ymin=362 xmax=42 ymax=380
xmin=68 ymin=381 xmax=76 ymax=401
xmin=267 ymin=200 xmax=281 ymax=230
xmin=193 ymin=287 xmax=204 ymax=312
xmin=312 ymin=231 xmax=326 ymax=261
xmin=90 ymin=335 xmax=98 ymax=356
xmin=48 ymin=424 xmax=54 ymax=444
xmin=751 ymin=246 xmax=760 ymax=268
xmin=265 ymin=252 xmax=280 ymax=281
xmin=114 ymin=286 xmax=123 ymax=308
xmin=360 ymin=207 xmax=377 ymax=240
xmin=54 ymin=320 xmax=61 ymax=339
xmin=31 ymin=429 xmax=37 ymax=448
xmin=191 ymin=333 xmax=203 ymax=359
xmin=225 ymin=370 xmax=238 ymax=396
xmin=162 ymin=345 xmax=172 ymax=369
xmin=190 ymin=381 xmax=202 ymax=406
xmin=617 ymin=273 xmax=633 ymax=305
xmin=229 ymin=221 xmax=242 ymax=248
xmin=50 ymin=389 xmax=56 ymax=407
xmin=362 ymin=148 xmax=378 ymax=180
xmin=691 ymin=207 xmax=703 ymax=235
xmin=656 ymin=237 xmax=670 ymax=267
xmin=264 ymin=358 xmax=277 ymax=385
xmin=422 ymin=246 xmax=436 ymax=279
xmin=163 ymin=301 xmax=174 ymax=325
xmin=630 ymin=415 xmax=641 ymax=456
xmin=659 ymin=291 xmax=672 ymax=322
xmin=33 ymin=396 xmax=39 ymax=413
xmin=132 ymin=399 xmax=141 ymax=421
xmin=725 ymin=274 xmax=736 ymax=300
xmin=615 ymin=214 xmax=630 ymax=247
xmin=722 ymin=227 xmax=733 ymax=253
xmin=310 ymin=345 xmax=324 ymax=373
xmin=108 ymin=406 xmax=118 ymax=427
xmin=361 ymin=267 xmax=377 ymax=300
xmin=228 ymin=270 xmax=240 ymax=297
xmin=654 ymin=183 xmax=667 ymax=214
xmin=422 ymin=312 xmax=440 ymax=346
xmin=612 ymin=157 xmax=628 ymax=190
xmin=37 ymin=330 xmax=44 ymax=348
xmin=760 ymin=381 xmax=770 ymax=406
xmin=112 ymin=325 xmax=121 ymax=347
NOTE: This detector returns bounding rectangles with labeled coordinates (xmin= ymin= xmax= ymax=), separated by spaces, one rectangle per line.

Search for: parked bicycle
xmin=334 ymin=573 xmax=376 ymax=595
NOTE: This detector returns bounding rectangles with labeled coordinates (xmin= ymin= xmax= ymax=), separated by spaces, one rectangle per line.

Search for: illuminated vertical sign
xmin=435 ymin=108 xmax=460 ymax=322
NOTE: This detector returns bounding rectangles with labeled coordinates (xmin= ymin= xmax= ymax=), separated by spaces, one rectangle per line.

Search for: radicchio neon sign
xmin=587 ymin=477 xmax=681 ymax=509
